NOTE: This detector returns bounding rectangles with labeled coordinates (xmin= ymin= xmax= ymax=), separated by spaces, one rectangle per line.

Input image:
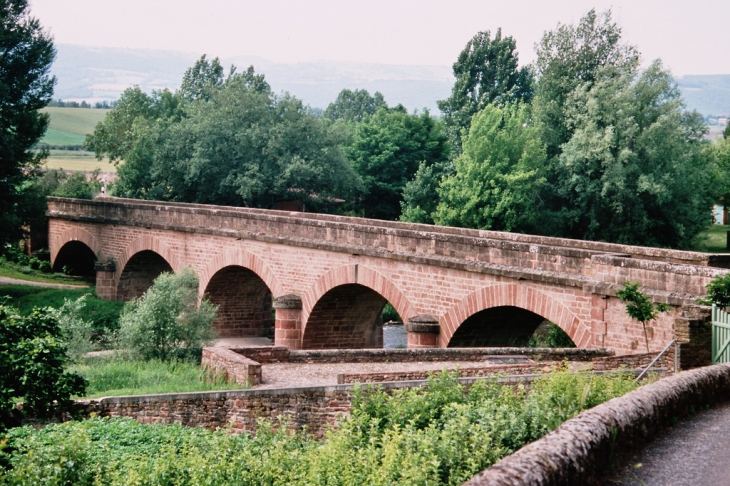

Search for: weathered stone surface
xmin=47 ymin=196 xmax=728 ymax=356
xmin=464 ymin=363 xmax=730 ymax=486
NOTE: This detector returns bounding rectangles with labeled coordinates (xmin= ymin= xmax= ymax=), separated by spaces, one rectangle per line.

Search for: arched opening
xmin=203 ymin=265 xmax=273 ymax=338
xmin=448 ymin=305 xmax=576 ymax=347
xmin=303 ymin=283 xmax=389 ymax=349
xmin=52 ymin=241 xmax=97 ymax=278
xmin=117 ymin=250 xmax=173 ymax=302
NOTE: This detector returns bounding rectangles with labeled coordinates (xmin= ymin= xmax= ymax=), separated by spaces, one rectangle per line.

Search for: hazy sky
xmin=30 ymin=0 xmax=730 ymax=75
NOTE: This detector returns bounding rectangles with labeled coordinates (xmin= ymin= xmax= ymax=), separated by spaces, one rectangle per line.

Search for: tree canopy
xmin=434 ymin=103 xmax=546 ymax=232
xmin=437 ymin=29 xmax=533 ymax=156
xmin=324 ymin=89 xmax=387 ymax=123
xmin=347 ymin=107 xmax=448 ymax=220
xmin=0 ymin=0 xmax=55 ymax=245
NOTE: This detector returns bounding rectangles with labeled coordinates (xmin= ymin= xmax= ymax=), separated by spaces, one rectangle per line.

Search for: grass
xmin=0 ymin=260 xmax=91 ymax=285
xmin=694 ymin=224 xmax=730 ymax=253
xmin=40 ymin=128 xmax=86 ymax=146
xmin=72 ymin=357 xmax=248 ymax=398
xmin=40 ymin=106 xmax=110 ymax=136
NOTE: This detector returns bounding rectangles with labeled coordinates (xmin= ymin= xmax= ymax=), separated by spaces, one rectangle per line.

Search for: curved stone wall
xmin=464 ymin=363 xmax=730 ymax=486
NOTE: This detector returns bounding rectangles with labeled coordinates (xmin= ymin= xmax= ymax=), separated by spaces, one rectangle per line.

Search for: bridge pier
xmin=405 ymin=315 xmax=440 ymax=349
xmin=273 ymin=295 xmax=303 ymax=350
xmin=94 ymin=261 xmax=116 ymax=301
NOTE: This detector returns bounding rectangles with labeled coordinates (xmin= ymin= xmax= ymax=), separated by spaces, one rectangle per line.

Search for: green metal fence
xmin=712 ymin=304 xmax=730 ymax=364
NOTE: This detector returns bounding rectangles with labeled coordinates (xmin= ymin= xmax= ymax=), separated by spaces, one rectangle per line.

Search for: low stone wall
xmin=225 ymin=346 xmax=613 ymax=364
xmin=591 ymin=348 xmax=676 ymax=373
xmin=80 ymin=374 xmax=540 ymax=437
xmin=336 ymin=363 xmax=555 ymax=384
xmin=201 ymin=347 xmax=262 ymax=385
xmin=464 ymin=363 xmax=730 ymax=486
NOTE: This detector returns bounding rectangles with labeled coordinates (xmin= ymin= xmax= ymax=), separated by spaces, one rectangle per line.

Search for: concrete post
xmin=94 ymin=261 xmax=116 ymax=301
xmin=405 ymin=314 xmax=441 ymax=349
xmin=273 ymin=294 xmax=303 ymax=350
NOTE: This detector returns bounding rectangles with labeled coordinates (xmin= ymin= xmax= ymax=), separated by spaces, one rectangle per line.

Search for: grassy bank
xmin=0 ymin=261 xmax=90 ymax=286
xmin=696 ymin=224 xmax=730 ymax=253
xmin=72 ymin=357 xmax=247 ymax=398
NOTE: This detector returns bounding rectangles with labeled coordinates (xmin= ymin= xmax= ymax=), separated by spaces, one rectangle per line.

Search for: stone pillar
xmin=590 ymin=294 xmax=608 ymax=347
xmin=406 ymin=314 xmax=441 ymax=349
xmin=94 ymin=261 xmax=116 ymax=301
xmin=273 ymin=294 xmax=303 ymax=350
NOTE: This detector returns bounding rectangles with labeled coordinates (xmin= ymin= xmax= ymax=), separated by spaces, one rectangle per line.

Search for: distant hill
xmin=50 ymin=44 xmax=730 ymax=116
xmin=676 ymin=75 xmax=730 ymax=116
xmin=39 ymin=107 xmax=110 ymax=146
xmin=51 ymin=44 xmax=453 ymax=113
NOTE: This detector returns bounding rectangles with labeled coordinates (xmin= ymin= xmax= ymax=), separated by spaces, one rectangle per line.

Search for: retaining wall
xmin=464 ymin=363 xmax=730 ymax=486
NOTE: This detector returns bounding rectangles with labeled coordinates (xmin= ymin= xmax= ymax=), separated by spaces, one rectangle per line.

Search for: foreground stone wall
xmin=464 ymin=363 xmax=730 ymax=486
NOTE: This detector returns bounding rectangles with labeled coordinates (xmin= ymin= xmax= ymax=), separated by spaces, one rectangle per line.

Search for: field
xmin=43 ymin=149 xmax=116 ymax=172
xmin=695 ymin=224 xmax=730 ymax=253
xmin=40 ymin=106 xmax=109 ymax=136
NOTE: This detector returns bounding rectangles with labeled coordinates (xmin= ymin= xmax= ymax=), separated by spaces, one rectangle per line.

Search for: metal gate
xmin=712 ymin=304 xmax=730 ymax=364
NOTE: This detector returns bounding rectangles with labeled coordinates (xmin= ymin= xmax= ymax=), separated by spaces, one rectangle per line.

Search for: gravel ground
xmin=256 ymin=360 xmax=516 ymax=389
xmin=606 ymin=401 xmax=730 ymax=485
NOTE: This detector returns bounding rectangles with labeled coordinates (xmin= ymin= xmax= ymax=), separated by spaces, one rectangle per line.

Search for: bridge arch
xmin=199 ymin=249 xmax=284 ymax=338
xmin=115 ymin=236 xmax=181 ymax=302
xmin=440 ymin=284 xmax=591 ymax=348
xmin=50 ymin=227 xmax=100 ymax=277
xmin=301 ymin=264 xmax=417 ymax=349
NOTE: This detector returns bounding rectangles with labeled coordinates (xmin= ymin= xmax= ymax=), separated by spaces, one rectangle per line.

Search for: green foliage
xmin=348 ymin=107 xmax=449 ymax=220
xmin=324 ymin=89 xmax=387 ymax=123
xmin=437 ymin=28 xmax=533 ymax=156
xmin=724 ymin=122 xmax=730 ymax=140
xmin=616 ymin=282 xmax=669 ymax=353
xmin=399 ymin=160 xmax=451 ymax=224
xmin=543 ymin=61 xmax=713 ymax=247
xmin=698 ymin=273 xmax=730 ymax=308
xmin=382 ymin=303 xmax=401 ymax=323
xmin=56 ymin=296 xmax=95 ymax=360
xmin=434 ymin=103 xmax=546 ymax=232
xmin=528 ymin=322 xmax=576 ymax=348
xmin=0 ymin=0 xmax=56 ymax=246
xmin=178 ymin=54 xmax=225 ymax=102
xmin=0 ymin=369 xmax=637 ymax=485
xmin=0 ymin=304 xmax=86 ymax=426
xmin=71 ymin=356 xmax=247 ymax=398
xmin=117 ymin=268 xmax=217 ymax=363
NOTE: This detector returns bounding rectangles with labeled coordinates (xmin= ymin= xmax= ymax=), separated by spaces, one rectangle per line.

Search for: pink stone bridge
xmin=47 ymin=197 xmax=728 ymax=360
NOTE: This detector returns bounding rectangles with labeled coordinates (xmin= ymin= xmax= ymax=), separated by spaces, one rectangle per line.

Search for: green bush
xmin=699 ymin=273 xmax=730 ymax=308
xmin=0 ymin=305 xmax=86 ymax=428
xmin=28 ymin=258 xmax=40 ymax=270
xmin=38 ymin=261 xmax=51 ymax=273
xmin=118 ymin=268 xmax=218 ymax=363
xmin=0 ymin=368 xmax=638 ymax=484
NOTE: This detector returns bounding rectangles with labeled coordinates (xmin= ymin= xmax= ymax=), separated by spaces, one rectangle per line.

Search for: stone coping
xmin=48 ymin=196 xmax=730 ymax=267
xmin=464 ymin=363 xmax=730 ymax=486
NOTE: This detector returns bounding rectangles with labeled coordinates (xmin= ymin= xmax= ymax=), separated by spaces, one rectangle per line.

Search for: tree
xmin=324 ymin=89 xmax=387 ymax=123
xmin=178 ymin=54 xmax=225 ymax=102
xmin=347 ymin=107 xmax=449 ymax=220
xmin=545 ymin=61 xmax=713 ymax=248
xmin=698 ymin=274 xmax=730 ymax=308
xmin=0 ymin=0 xmax=55 ymax=246
xmin=616 ymin=282 xmax=669 ymax=353
xmin=400 ymin=159 xmax=451 ymax=224
xmin=532 ymin=9 xmax=639 ymax=160
xmin=724 ymin=122 xmax=730 ymax=140
xmin=433 ymin=103 xmax=546 ymax=232
xmin=0 ymin=304 xmax=86 ymax=427
xmin=118 ymin=268 xmax=218 ymax=363
xmin=437 ymin=29 xmax=533 ymax=156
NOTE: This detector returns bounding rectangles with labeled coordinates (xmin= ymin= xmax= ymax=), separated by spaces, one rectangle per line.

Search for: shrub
xmin=28 ymin=258 xmax=40 ymax=270
xmin=37 ymin=261 xmax=51 ymax=273
xmin=117 ymin=268 xmax=218 ymax=363
xmin=0 ymin=305 xmax=86 ymax=428
xmin=0 ymin=369 xmax=638 ymax=485
xmin=57 ymin=296 xmax=95 ymax=360
xmin=699 ymin=273 xmax=730 ymax=308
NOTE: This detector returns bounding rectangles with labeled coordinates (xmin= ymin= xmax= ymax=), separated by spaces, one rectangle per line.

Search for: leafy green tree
xmin=0 ymin=0 xmax=55 ymax=246
xmin=616 ymin=282 xmax=669 ymax=353
xmin=545 ymin=61 xmax=712 ymax=248
xmin=347 ymin=107 xmax=449 ymax=220
xmin=724 ymin=122 xmax=730 ymax=140
xmin=118 ymin=268 xmax=217 ymax=363
xmin=437 ymin=29 xmax=533 ymax=156
xmin=400 ymin=160 xmax=451 ymax=224
xmin=698 ymin=274 xmax=730 ymax=308
xmin=433 ymin=103 xmax=546 ymax=232
xmin=324 ymin=89 xmax=387 ymax=123
xmin=178 ymin=54 xmax=225 ymax=102
xmin=532 ymin=9 xmax=639 ymax=160
xmin=0 ymin=304 xmax=86 ymax=426
xmin=84 ymin=86 xmax=182 ymax=164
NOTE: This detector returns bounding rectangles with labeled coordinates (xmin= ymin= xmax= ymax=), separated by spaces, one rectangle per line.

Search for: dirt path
xmin=0 ymin=276 xmax=89 ymax=289
xmin=607 ymin=401 xmax=730 ymax=485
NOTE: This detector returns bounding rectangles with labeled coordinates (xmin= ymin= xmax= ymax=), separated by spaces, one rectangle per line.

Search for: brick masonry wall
xmin=201 ymin=347 xmax=262 ymax=385
xmin=464 ymin=363 xmax=730 ymax=486
xmin=47 ymin=197 xmax=729 ymax=354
